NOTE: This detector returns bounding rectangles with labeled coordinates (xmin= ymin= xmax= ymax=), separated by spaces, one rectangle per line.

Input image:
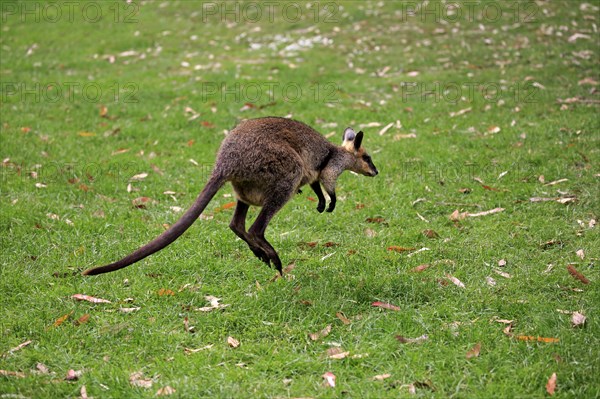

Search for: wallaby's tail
xmin=82 ymin=174 xmax=225 ymax=276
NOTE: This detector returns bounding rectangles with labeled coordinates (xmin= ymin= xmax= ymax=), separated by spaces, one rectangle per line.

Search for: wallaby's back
xmin=215 ymin=117 xmax=335 ymax=204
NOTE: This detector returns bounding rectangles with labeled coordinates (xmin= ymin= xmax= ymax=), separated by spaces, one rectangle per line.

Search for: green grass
xmin=1 ymin=1 xmax=599 ymax=397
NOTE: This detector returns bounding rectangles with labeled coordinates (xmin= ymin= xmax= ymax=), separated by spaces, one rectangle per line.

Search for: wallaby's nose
xmin=372 ymin=168 xmax=378 ymax=176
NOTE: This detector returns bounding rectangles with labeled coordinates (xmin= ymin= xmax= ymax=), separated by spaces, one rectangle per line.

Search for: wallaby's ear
xmin=354 ymin=131 xmax=364 ymax=151
xmin=343 ymin=127 xmax=355 ymax=142
xmin=342 ymin=127 xmax=356 ymax=152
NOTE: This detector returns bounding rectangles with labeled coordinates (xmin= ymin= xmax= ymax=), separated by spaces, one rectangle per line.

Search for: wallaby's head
xmin=341 ymin=127 xmax=378 ymax=177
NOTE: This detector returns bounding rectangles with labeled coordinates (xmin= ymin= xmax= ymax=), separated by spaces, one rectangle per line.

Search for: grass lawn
xmin=1 ymin=1 xmax=599 ymax=397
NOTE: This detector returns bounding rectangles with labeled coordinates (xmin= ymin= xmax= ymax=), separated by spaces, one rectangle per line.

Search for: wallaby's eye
xmin=362 ymin=154 xmax=372 ymax=163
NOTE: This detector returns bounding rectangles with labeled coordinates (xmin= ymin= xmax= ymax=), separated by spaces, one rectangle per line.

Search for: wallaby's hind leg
xmin=247 ymin=198 xmax=288 ymax=274
xmin=229 ymin=200 xmax=269 ymax=263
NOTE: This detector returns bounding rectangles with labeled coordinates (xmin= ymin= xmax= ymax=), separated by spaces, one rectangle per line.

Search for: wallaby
xmin=83 ymin=117 xmax=378 ymax=276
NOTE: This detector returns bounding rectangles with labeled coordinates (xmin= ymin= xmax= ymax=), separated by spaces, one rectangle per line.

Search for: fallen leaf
xmin=99 ymin=105 xmax=108 ymax=118
xmin=364 ymin=228 xmax=377 ymax=238
xmin=575 ymin=249 xmax=585 ymax=260
xmin=567 ymin=265 xmax=590 ymax=284
xmin=0 ymin=370 xmax=25 ymax=378
xmin=494 ymin=269 xmax=512 ymax=279
xmin=132 ymin=197 xmax=156 ymax=208
xmin=395 ymin=334 xmax=429 ymax=344
xmin=309 ymin=325 xmax=332 ymax=341
xmin=227 ymin=336 xmax=240 ymax=348
xmin=546 ymin=372 xmax=557 ymax=396
xmin=183 ymin=317 xmax=194 ymax=333
xmin=571 ymin=311 xmax=586 ymax=327
xmin=545 ymin=178 xmax=568 ymax=186
xmin=327 ymin=348 xmax=349 ymax=359
xmin=184 ymin=344 xmax=214 ymax=354
xmin=486 ymin=276 xmax=497 ymax=286
xmin=80 ymin=385 xmax=89 ymax=399
xmin=157 ymin=288 xmax=175 ymax=296
xmin=372 ymin=374 xmax=392 ymax=381
xmin=214 ymin=202 xmax=236 ymax=212
xmin=387 ymin=246 xmax=415 ymax=253
xmin=119 ymin=307 xmax=140 ymax=313
xmin=446 ymin=274 xmax=465 ymax=288
xmin=466 ymin=343 xmax=481 ymax=359
xmin=129 ymin=371 xmax=153 ymax=388
xmin=449 ymin=209 xmax=468 ymax=221
xmin=53 ymin=312 xmax=74 ymax=327
xmin=498 ymin=259 xmax=507 ymax=267
xmin=515 ymin=335 xmax=559 ymax=343
xmin=487 ymin=126 xmax=501 ymax=134
xmin=129 ymin=172 xmax=148 ymax=181
xmin=422 ymin=229 xmax=439 ymax=239
xmin=65 ymin=369 xmax=82 ymax=381
xmin=410 ymin=264 xmax=430 ymax=272
xmin=76 ymin=314 xmax=90 ymax=325
xmin=467 ymin=208 xmax=504 ymax=217
xmin=322 ymin=371 xmax=336 ymax=387
xmin=336 ymin=312 xmax=351 ymax=325
xmin=35 ymin=363 xmax=50 ymax=374
xmin=78 ymin=131 xmax=96 ymax=137
xmin=372 ymin=301 xmax=401 ymax=311
xmin=5 ymin=340 xmax=32 ymax=356
xmin=156 ymin=386 xmax=176 ymax=396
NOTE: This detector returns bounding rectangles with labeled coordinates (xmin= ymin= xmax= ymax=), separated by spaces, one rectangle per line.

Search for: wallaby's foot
xmin=317 ymin=201 xmax=325 ymax=213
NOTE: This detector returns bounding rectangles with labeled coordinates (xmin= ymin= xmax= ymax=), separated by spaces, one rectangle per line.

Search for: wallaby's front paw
xmin=317 ymin=202 xmax=325 ymax=213
xmin=326 ymin=202 xmax=336 ymax=213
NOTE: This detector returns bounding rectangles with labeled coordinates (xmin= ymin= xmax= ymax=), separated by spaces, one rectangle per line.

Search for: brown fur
xmin=83 ymin=117 xmax=377 ymax=276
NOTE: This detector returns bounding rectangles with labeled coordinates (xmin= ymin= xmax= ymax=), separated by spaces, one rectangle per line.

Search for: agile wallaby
xmin=83 ymin=117 xmax=378 ymax=276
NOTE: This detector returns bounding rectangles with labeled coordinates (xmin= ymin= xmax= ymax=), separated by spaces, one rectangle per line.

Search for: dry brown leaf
xmin=449 ymin=209 xmax=468 ymax=221
xmin=5 ymin=340 xmax=32 ymax=356
xmin=410 ymin=264 xmax=430 ymax=272
xmin=372 ymin=374 xmax=392 ymax=381
xmin=515 ymin=335 xmax=559 ymax=343
xmin=336 ymin=312 xmax=351 ymax=325
xmin=129 ymin=172 xmax=148 ymax=181
xmin=0 ymin=370 xmax=25 ymax=378
xmin=395 ymin=334 xmax=429 ymax=344
xmin=494 ymin=269 xmax=512 ymax=279
xmin=571 ymin=311 xmax=586 ymax=327
xmin=422 ymin=229 xmax=439 ymax=239
xmin=80 ymin=385 xmax=89 ymax=399
xmin=65 ymin=369 xmax=82 ymax=381
xmin=546 ymin=372 xmax=557 ymax=396
xmin=184 ymin=344 xmax=214 ymax=354
xmin=71 ymin=294 xmax=111 ymax=303
xmin=129 ymin=371 xmax=153 ymax=388
xmin=372 ymin=301 xmax=401 ymax=311
xmin=156 ymin=386 xmax=176 ymax=396
xmin=466 ymin=343 xmax=481 ymax=359
xmin=446 ymin=274 xmax=465 ymax=288
xmin=53 ymin=311 xmax=74 ymax=328
xmin=327 ymin=347 xmax=349 ymax=359
xmin=76 ymin=314 xmax=90 ymax=325
xmin=545 ymin=178 xmax=568 ymax=186
xmin=486 ymin=276 xmax=497 ymax=286
xmin=132 ymin=197 xmax=156 ymax=208
xmin=214 ymin=202 xmax=236 ymax=212
xmin=467 ymin=208 xmax=505 ymax=217
xmin=35 ymin=363 xmax=50 ymax=374
xmin=387 ymin=246 xmax=415 ymax=253
xmin=227 ymin=336 xmax=240 ymax=348
xmin=322 ymin=371 xmax=336 ymax=387
xmin=309 ymin=324 xmax=332 ymax=341
xmin=567 ymin=265 xmax=590 ymax=284
xmin=157 ymin=288 xmax=175 ymax=296
xmin=576 ymin=249 xmax=585 ymax=260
